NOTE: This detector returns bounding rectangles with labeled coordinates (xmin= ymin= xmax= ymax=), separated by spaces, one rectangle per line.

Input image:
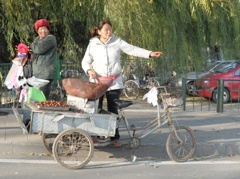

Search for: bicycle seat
xmin=114 ymin=99 xmax=133 ymax=109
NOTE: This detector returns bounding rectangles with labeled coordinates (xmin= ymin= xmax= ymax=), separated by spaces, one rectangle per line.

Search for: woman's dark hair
xmin=90 ymin=20 xmax=112 ymax=38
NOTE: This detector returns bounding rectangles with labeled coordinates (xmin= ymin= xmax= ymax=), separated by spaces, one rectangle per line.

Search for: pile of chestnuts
xmin=35 ymin=100 xmax=68 ymax=107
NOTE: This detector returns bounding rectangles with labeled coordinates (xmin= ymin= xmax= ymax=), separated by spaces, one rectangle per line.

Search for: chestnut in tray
xmin=35 ymin=100 xmax=68 ymax=107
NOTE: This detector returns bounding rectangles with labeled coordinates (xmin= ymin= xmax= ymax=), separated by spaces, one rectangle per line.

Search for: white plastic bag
xmin=142 ymin=87 xmax=158 ymax=106
xmin=27 ymin=76 xmax=49 ymax=88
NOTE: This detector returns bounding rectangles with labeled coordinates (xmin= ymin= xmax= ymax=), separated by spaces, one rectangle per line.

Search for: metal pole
xmin=217 ymin=79 xmax=224 ymax=113
xmin=182 ymin=77 xmax=186 ymax=111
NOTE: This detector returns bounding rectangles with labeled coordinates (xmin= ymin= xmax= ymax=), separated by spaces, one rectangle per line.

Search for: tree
xmin=0 ymin=0 xmax=240 ymax=78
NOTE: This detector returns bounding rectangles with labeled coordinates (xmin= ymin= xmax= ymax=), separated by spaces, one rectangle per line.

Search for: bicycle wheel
xmin=42 ymin=133 xmax=58 ymax=153
xmin=152 ymin=79 xmax=160 ymax=87
xmin=52 ymin=128 xmax=94 ymax=169
xmin=123 ymin=80 xmax=139 ymax=100
xmin=166 ymin=126 xmax=196 ymax=162
xmin=146 ymin=78 xmax=160 ymax=90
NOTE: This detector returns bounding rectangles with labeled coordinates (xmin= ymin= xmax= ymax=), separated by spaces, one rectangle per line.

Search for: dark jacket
xmin=30 ymin=34 xmax=57 ymax=80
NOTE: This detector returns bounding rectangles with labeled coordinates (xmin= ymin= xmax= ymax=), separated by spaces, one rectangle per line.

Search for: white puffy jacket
xmin=82 ymin=34 xmax=152 ymax=90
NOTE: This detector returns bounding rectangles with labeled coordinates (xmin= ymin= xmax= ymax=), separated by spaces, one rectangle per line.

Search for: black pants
xmin=98 ymin=89 xmax=122 ymax=140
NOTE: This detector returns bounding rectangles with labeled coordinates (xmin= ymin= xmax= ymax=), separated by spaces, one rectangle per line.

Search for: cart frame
xmin=12 ymin=86 xmax=196 ymax=169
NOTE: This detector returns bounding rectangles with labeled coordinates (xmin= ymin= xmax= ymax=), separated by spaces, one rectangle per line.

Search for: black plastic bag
xmin=23 ymin=59 xmax=32 ymax=79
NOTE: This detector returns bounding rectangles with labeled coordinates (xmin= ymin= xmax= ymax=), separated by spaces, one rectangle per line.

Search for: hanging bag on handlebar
xmin=23 ymin=58 xmax=33 ymax=79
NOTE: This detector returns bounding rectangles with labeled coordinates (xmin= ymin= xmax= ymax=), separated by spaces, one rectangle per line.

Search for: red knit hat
xmin=34 ymin=19 xmax=50 ymax=32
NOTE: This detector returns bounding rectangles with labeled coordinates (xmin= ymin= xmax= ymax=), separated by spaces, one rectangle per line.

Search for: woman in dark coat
xmin=30 ymin=19 xmax=57 ymax=99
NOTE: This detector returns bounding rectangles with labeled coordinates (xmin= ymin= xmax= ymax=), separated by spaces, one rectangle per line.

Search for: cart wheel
xmin=166 ymin=126 xmax=196 ymax=162
xmin=42 ymin=133 xmax=58 ymax=153
xmin=52 ymin=128 xmax=94 ymax=169
xmin=129 ymin=137 xmax=141 ymax=149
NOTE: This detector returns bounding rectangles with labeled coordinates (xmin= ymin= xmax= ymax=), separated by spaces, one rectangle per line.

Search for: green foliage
xmin=0 ymin=0 xmax=240 ymax=78
xmin=0 ymin=0 xmax=105 ymax=61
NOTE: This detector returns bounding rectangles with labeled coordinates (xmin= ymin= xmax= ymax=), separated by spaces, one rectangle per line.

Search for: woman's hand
xmin=87 ymin=69 xmax=97 ymax=79
xmin=150 ymin=51 xmax=163 ymax=58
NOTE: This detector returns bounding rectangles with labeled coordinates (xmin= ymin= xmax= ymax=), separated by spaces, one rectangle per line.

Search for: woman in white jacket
xmin=82 ymin=20 xmax=162 ymax=144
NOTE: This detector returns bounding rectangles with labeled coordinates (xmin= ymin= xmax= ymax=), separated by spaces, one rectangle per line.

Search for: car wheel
xmin=186 ymin=81 xmax=196 ymax=96
xmin=212 ymin=88 xmax=230 ymax=103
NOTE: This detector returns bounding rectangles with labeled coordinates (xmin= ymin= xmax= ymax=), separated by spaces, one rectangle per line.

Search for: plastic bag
xmin=62 ymin=78 xmax=109 ymax=100
xmin=142 ymin=87 xmax=158 ymax=106
xmin=27 ymin=76 xmax=49 ymax=88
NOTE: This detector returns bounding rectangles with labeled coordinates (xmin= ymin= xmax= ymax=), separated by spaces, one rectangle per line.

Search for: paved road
xmin=0 ymin=100 xmax=240 ymax=165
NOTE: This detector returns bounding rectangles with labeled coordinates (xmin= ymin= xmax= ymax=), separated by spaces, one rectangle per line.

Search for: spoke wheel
xmin=166 ymin=126 xmax=196 ymax=162
xmin=146 ymin=78 xmax=160 ymax=90
xmin=123 ymin=80 xmax=139 ymax=100
xmin=53 ymin=129 xmax=94 ymax=169
xmin=129 ymin=137 xmax=141 ymax=149
xmin=152 ymin=79 xmax=160 ymax=88
xmin=42 ymin=133 xmax=58 ymax=153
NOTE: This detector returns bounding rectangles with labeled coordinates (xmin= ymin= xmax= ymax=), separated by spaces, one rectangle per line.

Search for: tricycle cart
xmin=12 ymin=86 xmax=196 ymax=169
xmin=12 ymin=103 xmax=118 ymax=169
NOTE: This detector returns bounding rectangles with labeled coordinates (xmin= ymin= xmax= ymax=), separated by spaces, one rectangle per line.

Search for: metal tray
xmin=36 ymin=105 xmax=70 ymax=111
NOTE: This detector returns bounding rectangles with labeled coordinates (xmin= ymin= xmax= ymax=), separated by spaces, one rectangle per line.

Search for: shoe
xmin=111 ymin=140 xmax=121 ymax=147
xmin=92 ymin=137 xmax=99 ymax=143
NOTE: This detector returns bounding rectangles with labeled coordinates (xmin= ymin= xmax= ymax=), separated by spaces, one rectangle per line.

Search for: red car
xmin=196 ymin=61 xmax=240 ymax=103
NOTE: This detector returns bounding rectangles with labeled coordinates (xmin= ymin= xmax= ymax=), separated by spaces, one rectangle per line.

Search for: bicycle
xmin=123 ymin=74 xmax=160 ymax=100
xmin=115 ymin=86 xmax=196 ymax=162
xmin=41 ymin=86 xmax=196 ymax=163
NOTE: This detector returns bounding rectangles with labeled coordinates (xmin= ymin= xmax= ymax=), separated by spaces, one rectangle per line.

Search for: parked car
xmin=178 ymin=60 xmax=239 ymax=96
xmin=195 ymin=60 xmax=240 ymax=103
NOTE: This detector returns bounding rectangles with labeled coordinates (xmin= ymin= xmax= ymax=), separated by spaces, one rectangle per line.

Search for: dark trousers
xmin=40 ymin=79 xmax=53 ymax=100
xmin=98 ymin=89 xmax=122 ymax=140
xmin=99 ymin=89 xmax=122 ymax=114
